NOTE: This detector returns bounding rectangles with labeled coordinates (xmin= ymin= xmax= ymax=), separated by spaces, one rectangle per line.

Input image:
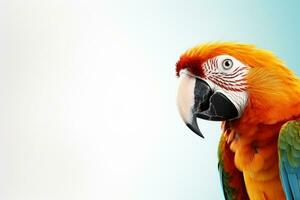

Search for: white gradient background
xmin=2 ymin=0 xmax=300 ymax=199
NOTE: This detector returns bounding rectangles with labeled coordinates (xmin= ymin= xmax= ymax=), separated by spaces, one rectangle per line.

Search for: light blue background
xmin=4 ymin=0 xmax=300 ymax=199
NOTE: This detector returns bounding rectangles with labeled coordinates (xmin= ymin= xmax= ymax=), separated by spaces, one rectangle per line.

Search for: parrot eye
xmin=222 ymin=59 xmax=233 ymax=70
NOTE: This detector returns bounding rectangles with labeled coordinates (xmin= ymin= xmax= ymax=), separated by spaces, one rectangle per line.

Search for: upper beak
xmin=176 ymin=71 xmax=239 ymax=138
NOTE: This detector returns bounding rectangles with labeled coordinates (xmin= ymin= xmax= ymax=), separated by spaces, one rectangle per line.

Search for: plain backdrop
xmin=2 ymin=0 xmax=300 ymax=199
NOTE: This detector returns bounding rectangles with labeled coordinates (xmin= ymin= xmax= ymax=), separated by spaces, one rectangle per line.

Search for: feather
xmin=279 ymin=121 xmax=300 ymax=200
xmin=218 ymin=133 xmax=249 ymax=200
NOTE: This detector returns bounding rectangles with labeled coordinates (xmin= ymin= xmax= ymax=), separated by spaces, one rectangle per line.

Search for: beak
xmin=176 ymin=71 xmax=238 ymax=138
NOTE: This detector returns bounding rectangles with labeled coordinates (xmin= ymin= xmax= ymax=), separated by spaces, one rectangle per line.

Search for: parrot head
xmin=176 ymin=42 xmax=300 ymax=138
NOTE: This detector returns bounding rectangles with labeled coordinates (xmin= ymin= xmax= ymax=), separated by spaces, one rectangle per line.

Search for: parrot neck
xmin=244 ymin=70 xmax=300 ymax=125
xmin=223 ymin=113 xmax=300 ymax=173
xmin=227 ymin=111 xmax=300 ymax=140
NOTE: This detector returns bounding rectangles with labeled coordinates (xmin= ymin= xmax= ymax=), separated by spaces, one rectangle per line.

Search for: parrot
xmin=175 ymin=42 xmax=300 ymax=200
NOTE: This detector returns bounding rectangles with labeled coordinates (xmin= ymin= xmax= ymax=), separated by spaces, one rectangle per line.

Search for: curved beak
xmin=176 ymin=71 xmax=238 ymax=138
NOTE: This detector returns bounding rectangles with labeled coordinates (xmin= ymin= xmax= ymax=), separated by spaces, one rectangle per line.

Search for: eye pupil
xmin=222 ymin=59 xmax=233 ymax=69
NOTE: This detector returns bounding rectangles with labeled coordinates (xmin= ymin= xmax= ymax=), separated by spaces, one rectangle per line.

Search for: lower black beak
xmin=177 ymin=72 xmax=239 ymax=138
xmin=195 ymin=92 xmax=239 ymax=121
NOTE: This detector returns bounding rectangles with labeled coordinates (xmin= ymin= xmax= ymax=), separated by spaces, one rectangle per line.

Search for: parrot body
xmin=219 ymin=118 xmax=299 ymax=200
xmin=175 ymin=42 xmax=300 ymax=200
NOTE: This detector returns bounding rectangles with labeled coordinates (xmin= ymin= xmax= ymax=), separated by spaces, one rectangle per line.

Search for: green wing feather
xmin=278 ymin=120 xmax=300 ymax=200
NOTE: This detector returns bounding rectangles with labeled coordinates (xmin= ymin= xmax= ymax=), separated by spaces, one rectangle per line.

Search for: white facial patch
xmin=201 ymin=55 xmax=250 ymax=118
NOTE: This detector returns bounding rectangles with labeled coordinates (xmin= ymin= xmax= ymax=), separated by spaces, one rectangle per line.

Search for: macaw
xmin=175 ymin=42 xmax=300 ymax=200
